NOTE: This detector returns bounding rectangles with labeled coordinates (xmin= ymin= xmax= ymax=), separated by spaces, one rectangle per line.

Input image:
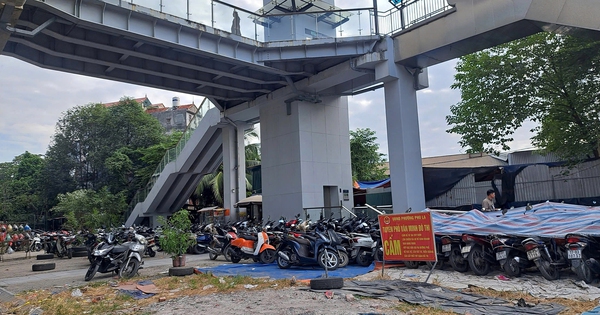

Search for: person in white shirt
xmin=482 ymin=189 xmax=496 ymax=212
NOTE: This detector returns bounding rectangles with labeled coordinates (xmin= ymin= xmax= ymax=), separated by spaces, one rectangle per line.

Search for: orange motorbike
xmin=228 ymin=230 xmax=277 ymax=264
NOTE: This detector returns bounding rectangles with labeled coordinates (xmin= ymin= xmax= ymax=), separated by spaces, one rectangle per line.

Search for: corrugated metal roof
xmin=508 ymin=150 xmax=561 ymax=165
xmin=422 ymin=153 xmax=507 ymax=168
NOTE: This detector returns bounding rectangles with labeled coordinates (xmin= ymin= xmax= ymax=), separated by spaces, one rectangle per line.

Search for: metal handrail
xmin=124 ymin=98 xmax=215 ymax=220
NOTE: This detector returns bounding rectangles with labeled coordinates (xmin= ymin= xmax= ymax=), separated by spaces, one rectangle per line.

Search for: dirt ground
xmin=2 ymin=251 xmax=599 ymax=315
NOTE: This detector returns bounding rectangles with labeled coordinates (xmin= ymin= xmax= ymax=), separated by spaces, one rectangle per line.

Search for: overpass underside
xmin=2 ymin=0 xmax=600 ymax=225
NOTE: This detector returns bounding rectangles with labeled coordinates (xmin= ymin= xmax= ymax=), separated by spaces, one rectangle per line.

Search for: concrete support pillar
xmin=260 ymin=96 xmax=354 ymax=221
xmin=383 ymin=64 xmax=426 ymax=212
xmin=222 ymin=122 xmax=248 ymax=221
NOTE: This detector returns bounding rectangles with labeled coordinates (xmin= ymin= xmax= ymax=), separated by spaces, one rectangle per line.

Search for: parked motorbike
xmin=28 ymin=233 xmax=42 ymax=252
xmin=425 ymin=235 xmax=456 ymax=270
xmin=445 ymin=234 xmax=469 ymax=272
xmin=207 ymin=226 xmax=237 ymax=261
xmin=55 ymin=233 xmax=75 ymax=259
xmin=228 ymin=230 xmax=277 ymax=264
xmin=461 ymin=233 xmax=497 ymax=276
xmin=522 ymin=237 xmax=564 ymax=281
xmin=84 ymin=232 xmax=146 ymax=281
xmin=276 ymin=224 xmax=340 ymax=270
xmin=565 ymin=234 xmax=600 ymax=283
xmin=344 ymin=233 xmax=374 ymax=267
xmin=491 ymin=235 xmax=531 ymax=277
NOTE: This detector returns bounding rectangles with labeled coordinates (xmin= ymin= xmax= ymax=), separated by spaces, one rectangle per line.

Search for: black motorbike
xmin=84 ymin=232 xmax=145 ymax=281
xmin=276 ymin=223 xmax=340 ymax=270
xmin=491 ymin=235 xmax=531 ymax=277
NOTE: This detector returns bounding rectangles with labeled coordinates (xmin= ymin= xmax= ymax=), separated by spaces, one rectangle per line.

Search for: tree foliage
xmin=447 ymin=32 xmax=600 ymax=161
xmin=350 ymin=128 xmax=387 ymax=181
xmin=51 ymin=188 xmax=125 ymax=231
xmin=45 ymin=97 xmax=166 ymax=200
xmin=0 ymin=152 xmax=47 ymax=226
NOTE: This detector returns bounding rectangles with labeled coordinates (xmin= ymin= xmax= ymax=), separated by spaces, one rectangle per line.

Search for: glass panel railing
xmin=104 ymin=0 xmax=377 ymax=42
xmin=125 ymin=98 xmax=215 ymax=220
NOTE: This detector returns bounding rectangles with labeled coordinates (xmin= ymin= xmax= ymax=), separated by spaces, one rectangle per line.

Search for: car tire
xmin=72 ymin=250 xmax=88 ymax=257
xmin=32 ymin=263 xmax=56 ymax=271
xmin=169 ymin=267 xmax=194 ymax=277
xmin=310 ymin=277 xmax=344 ymax=290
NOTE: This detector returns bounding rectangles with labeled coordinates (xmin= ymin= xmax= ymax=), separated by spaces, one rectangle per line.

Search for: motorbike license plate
xmin=495 ymin=251 xmax=507 ymax=261
xmin=568 ymin=249 xmax=582 ymax=259
xmin=527 ymin=248 xmax=541 ymax=260
xmin=461 ymin=245 xmax=471 ymax=254
xmin=442 ymin=244 xmax=452 ymax=253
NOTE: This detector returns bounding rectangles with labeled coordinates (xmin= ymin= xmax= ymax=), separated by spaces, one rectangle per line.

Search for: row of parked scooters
xmin=197 ymin=214 xmax=382 ymax=271
xmin=429 ymin=232 xmax=600 ymax=283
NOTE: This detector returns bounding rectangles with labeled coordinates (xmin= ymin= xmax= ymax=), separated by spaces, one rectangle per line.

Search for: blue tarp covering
xmin=430 ymin=202 xmax=600 ymax=238
xmin=197 ymin=262 xmax=374 ymax=280
xmin=355 ymin=178 xmax=390 ymax=189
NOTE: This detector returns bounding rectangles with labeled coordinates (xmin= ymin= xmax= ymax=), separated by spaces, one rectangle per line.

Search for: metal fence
xmin=104 ymin=0 xmax=454 ymax=41
xmin=377 ymin=0 xmax=454 ymax=35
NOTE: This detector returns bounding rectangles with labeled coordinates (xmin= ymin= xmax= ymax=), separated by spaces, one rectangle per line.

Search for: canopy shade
xmin=198 ymin=206 xmax=224 ymax=212
xmin=235 ymin=195 xmax=262 ymax=208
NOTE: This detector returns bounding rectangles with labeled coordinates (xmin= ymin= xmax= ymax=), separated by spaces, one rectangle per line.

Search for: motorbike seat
xmin=294 ymin=237 xmax=312 ymax=246
xmin=240 ymin=234 xmax=257 ymax=241
xmin=112 ymin=245 xmax=128 ymax=254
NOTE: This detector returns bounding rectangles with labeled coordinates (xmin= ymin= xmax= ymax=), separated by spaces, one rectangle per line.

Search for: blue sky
xmin=0 ymin=0 xmax=535 ymax=163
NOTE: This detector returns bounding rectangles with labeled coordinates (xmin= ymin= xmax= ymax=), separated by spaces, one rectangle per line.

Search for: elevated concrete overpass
xmin=1 ymin=0 xmax=599 ymax=225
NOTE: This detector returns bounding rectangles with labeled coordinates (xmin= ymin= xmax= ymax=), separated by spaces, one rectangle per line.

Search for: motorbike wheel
xmin=536 ymin=258 xmax=560 ymax=281
xmin=449 ymin=247 xmax=469 ymax=272
xmin=318 ymin=249 xmax=339 ymax=271
xmin=277 ymin=249 xmax=292 ymax=269
xmin=191 ymin=244 xmax=206 ymax=255
xmin=338 ymin=251 xmax=349 ymax=268
xmin=67 ymin=249 xmax=73 ymax=259
xmin=355 ymin=249 xmax=373 ymax=267
xmin=503 ymin=255 xmax=521 ymax=277
xmin=468 ymin=244 xmax=491 ymax=276
xmin=209 ymin=251 xmax=218 ymax=260
xmin=577 ymin=259 xmax=595 ymax=284
xmin=84 ymin=263 xmax=99 ymax=281
xmin=33 ymin=243 xmax=42 ymax=252
xmin=148 ymin=248 xmax=156 ymax=258
xmin=260 ymin=249 xmax=277 ymax=264
xmin=404 ymin=261 xmax=420 ymax=269
xmin=119 ymin=258 xmax=141 ymax=279
xmin=222 ymin=244 xmax=232 ymax=262
xmin=229 ymin=248 xmax=241 ymax=263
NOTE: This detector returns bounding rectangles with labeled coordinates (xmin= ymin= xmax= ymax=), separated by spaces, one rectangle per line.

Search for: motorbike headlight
xmin=94 ymin=247 xmax=111 ymax=256
xmin=132 ymin=244 xmax=145 ymax=251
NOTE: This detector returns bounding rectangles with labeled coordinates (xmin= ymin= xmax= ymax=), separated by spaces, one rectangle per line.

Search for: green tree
xmin=447 ymin=33 xmax=600 ymax=161
xmin=45 ymin=97 xmax=166 ymax=203
xmin=51 ymin=188 xmax=126 ymax=230
xmin=0 ymin=152 xmax=47 ymax=226
xmin=350 ymin=128 xmax=387 ymax=181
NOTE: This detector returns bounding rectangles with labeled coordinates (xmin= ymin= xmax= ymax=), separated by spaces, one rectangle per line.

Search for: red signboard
xmin=378 ymin=212 xmax=437 ymax=261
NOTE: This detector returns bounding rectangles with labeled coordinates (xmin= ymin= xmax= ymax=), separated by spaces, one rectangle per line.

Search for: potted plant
xmin=158 ymin=209 xmax=195 ymax=267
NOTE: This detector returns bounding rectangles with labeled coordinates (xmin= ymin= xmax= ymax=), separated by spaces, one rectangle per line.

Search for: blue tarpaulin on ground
xmin=197 ymin=262 xmax=374 ymax=280
xmin=430 ymin=202 xmax=600 ymax=238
